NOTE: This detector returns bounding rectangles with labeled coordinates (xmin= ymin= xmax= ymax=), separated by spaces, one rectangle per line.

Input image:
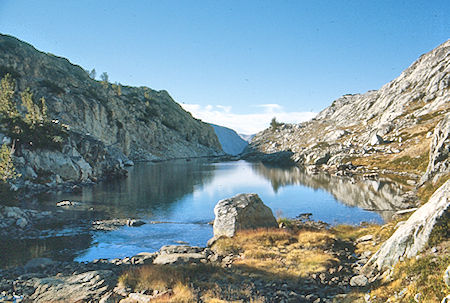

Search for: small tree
xmin=270 ymin=117 xmax=279 ymax=129
xmin=0 ymin=144 xmax=19 ymax=182
xmin=40 ymin=97 xmax=48 ymax=120
xmin=100 ymin=72 xmax=109 ymax=87
xmin=21 ymin=89 xmax=48 ymax=125
xmin=89 ymin=68 xmax=96 ymax=79
xmin=0 ymin=74 xmax=19 ymax=118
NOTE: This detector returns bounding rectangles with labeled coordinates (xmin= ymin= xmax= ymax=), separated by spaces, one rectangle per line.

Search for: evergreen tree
xmin=21 ymin=89 xmax=39 ymax=124
xmin=0 ymin=74 xmax=19 ymax=118
xmin=0 ymin=144 xmax=19 ymax=182
xmin=40 ymin=97 xmax=48 ymax=120
xmin=89 ymin=68 xmax=96 ymax=79
xmin=100 ymin=72 xmax=109 ymax=87
xmin=270 ymin=117 xmax=279 ymax=129
xmin=21 ymin=89 xmax=47 ymax=124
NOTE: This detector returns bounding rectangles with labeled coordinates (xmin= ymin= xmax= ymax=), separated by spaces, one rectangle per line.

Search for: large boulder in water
xmin=213 ymin=193 xmax=278 ymax=237
xmin=363 ymin=179 xmax=450 ymax=276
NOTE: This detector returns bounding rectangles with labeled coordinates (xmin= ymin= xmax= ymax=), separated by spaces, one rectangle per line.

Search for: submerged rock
xmin=213 ymin=193 xmax=278 ymax=237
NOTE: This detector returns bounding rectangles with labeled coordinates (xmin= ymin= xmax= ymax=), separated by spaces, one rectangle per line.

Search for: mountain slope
xmin=0 ymin=34 xmax=223 ymax=187
xmin=211 ymin=124 xmax=248 ymax=155
xmin=0 ymin=34 xmax=222 ymax=161
xmin=248 ymin=40 xmax=450 ymax=182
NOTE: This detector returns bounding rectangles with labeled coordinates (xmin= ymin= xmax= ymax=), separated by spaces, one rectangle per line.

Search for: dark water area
xmin=1 ymin=160 xmax=407 ymax=267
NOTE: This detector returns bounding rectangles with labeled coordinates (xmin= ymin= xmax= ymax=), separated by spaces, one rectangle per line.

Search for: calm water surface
xmin=3 ymin=160 xmax=407 ymax=266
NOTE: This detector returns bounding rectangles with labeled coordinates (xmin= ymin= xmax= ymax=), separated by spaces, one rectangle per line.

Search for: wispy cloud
xmin=181 ymin=103 xmax=316 ymax=135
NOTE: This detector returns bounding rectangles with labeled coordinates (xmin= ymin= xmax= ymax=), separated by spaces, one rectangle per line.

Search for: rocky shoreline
xmin=0 ymin=223 xmax=374 ymax=303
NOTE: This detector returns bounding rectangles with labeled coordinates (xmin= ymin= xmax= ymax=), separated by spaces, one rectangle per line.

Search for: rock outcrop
xmin=247 ymin=40 xmax=450 ymax=176
xmin=0 ymin=34 xmax=223 ymax=186
xmin=363 ymin=180 xmax=449 ymax=275
xmin=213 ymin=193 xmax=278 ymax=237
xmin=420 ymin=113 xmax=449 ymax=185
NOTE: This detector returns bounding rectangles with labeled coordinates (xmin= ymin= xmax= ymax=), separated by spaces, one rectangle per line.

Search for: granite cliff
xmin=0 ymin=34 xmax=223 ymax=188
xmin=247 ymin=40 xmax=449 ymax=183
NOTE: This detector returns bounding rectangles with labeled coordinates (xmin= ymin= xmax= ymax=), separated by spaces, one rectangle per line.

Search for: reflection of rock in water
xmin=0 ymin=233 xmax=93 ymax=269
xmin=252 ymin=164 xmax=410 ymax=221
xmin=70 ymin=160 xmax=216 ymax=218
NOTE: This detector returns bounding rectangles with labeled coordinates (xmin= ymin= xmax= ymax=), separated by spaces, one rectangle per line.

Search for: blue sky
xmin=0 ymin=1 xmax=448 ymax=134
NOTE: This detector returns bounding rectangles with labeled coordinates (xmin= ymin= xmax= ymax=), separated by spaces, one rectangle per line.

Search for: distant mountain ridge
xmin=211 ymin=124 xmax=248 ymax=156
xmin=239 ymin=133 xmax=255 ymax=143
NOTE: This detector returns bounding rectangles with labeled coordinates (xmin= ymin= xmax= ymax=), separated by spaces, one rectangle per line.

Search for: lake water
xmin=2 ymin=160 xmax=407 ymax=267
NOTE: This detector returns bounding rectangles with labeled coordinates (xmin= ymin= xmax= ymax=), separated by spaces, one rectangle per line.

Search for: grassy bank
xmin=117 ymin=209 xmax=449 ymax=302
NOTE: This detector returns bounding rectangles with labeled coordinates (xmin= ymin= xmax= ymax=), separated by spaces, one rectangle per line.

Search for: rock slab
xmin=213 ymin=193 xmax=278 ymax=237
xmin=363 ymin=180 xmax=450 ymax=275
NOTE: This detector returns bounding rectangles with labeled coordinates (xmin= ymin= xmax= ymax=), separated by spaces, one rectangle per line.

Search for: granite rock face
xmin=363 ymin=180 xmax=450 ymax=275
xmin=246 ymin=40 xmax=450 ymax=172
xmin=420 ymin=113 xmax=450 ymax=185
xmin=0 ymin=34 xmax=223 ymax=185
xmin=213 ymin=193 xmax=278 ymax=237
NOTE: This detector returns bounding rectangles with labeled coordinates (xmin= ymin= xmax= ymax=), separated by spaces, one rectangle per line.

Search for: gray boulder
xmin=444 ymin=265 xmax=450 ymax=288
xmin=213 ymin=193 xmax=278 ymax=237
xmin=369 ymin=133 xmax=384 ymax=146
xmin=29 ymin=270 xmax=115 ymax=302
xmin=153 ymin=253 xmax=206 ymax=265
xmin=153 ymin=245 xmax=207 ymax=265
xmin=349 ymin=274 xmax=369 ymax=287
xmin=363 ymin=180 xmax=450 ymax=275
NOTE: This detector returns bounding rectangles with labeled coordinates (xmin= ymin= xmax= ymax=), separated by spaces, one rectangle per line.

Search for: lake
xmin=1 ymin=159 xmax=407 ymax=267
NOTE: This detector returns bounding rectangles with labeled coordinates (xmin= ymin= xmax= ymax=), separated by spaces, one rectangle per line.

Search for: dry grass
xmin=119 ymin=264 xmax=216 ymax=302
xmin=297 ymin=230 xmax=336 ymax=248
xmin=331 ymin=219 xmax=410 ymax=255
xmin=201 ymin=286 xmax=265 ymax=303
xmin=367 ymin=241 xmax=450 ymax=303
xmin=417 ymin=173 xmax=450 ymax=204
xmin=213 ymin=228 xmax=338 ymax=280
xmin=119 ymin=264 xmax=187 ymax=291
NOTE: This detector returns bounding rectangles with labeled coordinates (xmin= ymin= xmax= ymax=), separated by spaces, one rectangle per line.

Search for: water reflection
xmin=49 ymin=160 xmax=216 ymax=219
xmin=0 ymin=233 xmax=92 ymax=268
xmin=4 ymin=160 xmax=410 ymax=266
xmin=251 ymin=164 xmax=408 ymax=221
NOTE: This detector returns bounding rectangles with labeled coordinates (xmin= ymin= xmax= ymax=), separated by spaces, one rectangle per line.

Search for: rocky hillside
xmin=0 ymin=34 xmax=223 ymax=187
xmin=211 ymin=124 xmax=248 ymax=155
xmin=247 ymin=40 xmax=449 ymax=184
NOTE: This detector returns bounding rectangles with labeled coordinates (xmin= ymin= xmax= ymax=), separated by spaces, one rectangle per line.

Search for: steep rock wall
xmin=0 ymin=34 xmax=222 ymax=163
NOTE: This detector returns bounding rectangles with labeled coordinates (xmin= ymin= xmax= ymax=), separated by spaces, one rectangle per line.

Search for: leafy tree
xmin=0 ymin=143 xmax=19 ymax=182
xmin=0 ymin=74 xmax=18 ymax=118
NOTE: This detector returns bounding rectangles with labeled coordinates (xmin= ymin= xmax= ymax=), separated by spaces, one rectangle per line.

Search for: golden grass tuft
xmin=297 ymin=230 xmax=336 ymax=248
